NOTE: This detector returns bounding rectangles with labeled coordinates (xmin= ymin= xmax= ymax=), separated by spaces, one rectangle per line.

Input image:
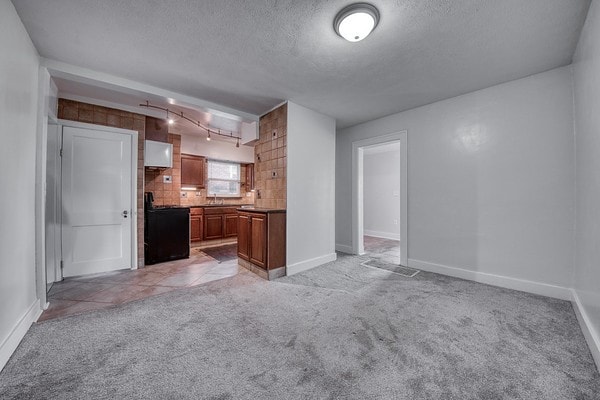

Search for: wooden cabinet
xmin=190 ymin=208 xmax=203 ymax=242
xmin=244 ymin=163 xmax=255 ymax=191
xmin=181 ymin=154 xmax=205 ymax=189
xmin=237 ymin=210 xmax=285 ymax=276
xmin=204 ymin=214 xmax=224 ymax=240
xmin=237 ymin=213 xmax=250 ymax=260
xmin=224 ymin=214 xmax=238 ymax=237
xmin=203 ymin=207 xmax=238 ymax=240
xmin=249 ymin=213 xmax=266 ymax=267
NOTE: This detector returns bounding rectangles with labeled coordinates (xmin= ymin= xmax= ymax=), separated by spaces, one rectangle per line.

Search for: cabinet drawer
xmin=204 ymin=207 xmax=238 ymax=215
xmin=190 ymin=207 xmax=203 ymax=215
xmin=204 ymin=207 xmax=225 ymax=215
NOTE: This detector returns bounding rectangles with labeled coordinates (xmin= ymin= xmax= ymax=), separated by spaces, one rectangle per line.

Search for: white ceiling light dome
xmin=334 ymin=3 xmax=380 ymax=42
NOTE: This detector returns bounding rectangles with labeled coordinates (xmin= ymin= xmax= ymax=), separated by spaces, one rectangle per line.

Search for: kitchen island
xmin=236 ymin=208 xmax=286 ymax=280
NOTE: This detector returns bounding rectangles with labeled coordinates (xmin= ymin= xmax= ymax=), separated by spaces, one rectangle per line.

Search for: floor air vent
xmin=361 ymin=259 xmax=420 ymax=277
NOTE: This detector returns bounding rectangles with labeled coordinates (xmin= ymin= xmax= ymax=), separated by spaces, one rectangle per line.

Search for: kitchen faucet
xmin=209 ymin=194 xmax=223 ymax=205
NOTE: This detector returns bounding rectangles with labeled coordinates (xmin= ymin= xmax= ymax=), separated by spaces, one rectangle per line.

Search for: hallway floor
xmin=363 ymin=235 xmax=401 ymax=264
xmin=41 ymin=244 xmax=239 ymax=321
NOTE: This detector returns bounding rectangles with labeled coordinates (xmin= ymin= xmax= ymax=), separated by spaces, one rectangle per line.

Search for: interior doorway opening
xmin=352 ymin=131 xmax=407 ymax=266
xmin=363 ymin=141 xmax=401 ymax=264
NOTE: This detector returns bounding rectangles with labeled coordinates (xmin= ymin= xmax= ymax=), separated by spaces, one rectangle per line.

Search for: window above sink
xmin=207 ymin=160 xmax=241 ymax=197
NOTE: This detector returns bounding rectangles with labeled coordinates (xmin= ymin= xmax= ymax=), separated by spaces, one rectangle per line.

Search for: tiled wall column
xmin=255 ymin=103 xmax=287 ymax=209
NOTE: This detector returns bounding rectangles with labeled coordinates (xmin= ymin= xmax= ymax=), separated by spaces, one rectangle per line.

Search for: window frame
xmin=206 ymin=159 xmax=241 ymax=197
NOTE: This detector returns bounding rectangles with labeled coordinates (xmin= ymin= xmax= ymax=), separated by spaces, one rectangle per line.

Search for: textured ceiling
xmin=12 ymin=0 xmax=591 ymax=128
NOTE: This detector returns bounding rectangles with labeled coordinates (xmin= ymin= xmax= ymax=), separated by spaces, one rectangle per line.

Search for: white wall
xmin=572 ymin=0 xmax=600 ymax=367
xmin=287 ymin=102 xmax=336 ymax=274
xmin=0 ymin=0 xmax=42 ymax=370
xmin=364 ymin=145 xmax=400 ymax=240
xmin=337 ymin=66 xmax=575 ymax=295
xmin=180 ymin=133 xmax=254 ymax=163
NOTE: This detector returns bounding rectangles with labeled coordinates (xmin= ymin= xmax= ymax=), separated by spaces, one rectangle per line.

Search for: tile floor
xmin=363 ymin=235 xmax=401 ymax=265
xmin=41 ymin=244 xmax=240 ymax=321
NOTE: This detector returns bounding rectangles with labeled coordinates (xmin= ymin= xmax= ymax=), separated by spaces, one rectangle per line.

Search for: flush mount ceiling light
xmin=334 ymin=3 xmax=380 ymax=42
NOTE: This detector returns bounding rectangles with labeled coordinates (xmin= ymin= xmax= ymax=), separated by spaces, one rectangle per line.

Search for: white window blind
xmin=207 ymin=160 xmax=241 ymax=197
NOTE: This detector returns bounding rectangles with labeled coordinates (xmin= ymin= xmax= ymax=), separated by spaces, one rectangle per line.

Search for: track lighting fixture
xmin=140 ymin=101 xmax=241 ymax=148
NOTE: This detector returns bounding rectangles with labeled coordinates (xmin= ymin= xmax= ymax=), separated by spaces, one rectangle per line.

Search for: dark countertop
xmin=190 ymin=204 xmax=253 ymax=208
xmin=235 ymin=207 xmax=286 ymax=214
xmin=150 ymin=205 xmax=190 ymax=209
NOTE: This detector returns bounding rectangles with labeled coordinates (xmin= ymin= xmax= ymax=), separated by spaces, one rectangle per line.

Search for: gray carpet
xmin=1 ymin=253 xmax=599 ymax=399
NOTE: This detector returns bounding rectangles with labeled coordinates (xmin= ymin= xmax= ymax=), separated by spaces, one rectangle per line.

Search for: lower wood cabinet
xmin=204 ymin=214 xmax=224 ymax=240
xmin=237 ymin=213 xmax=251 ymax=260
xmin=237 ymin=210 xmax=285 ymax=271
xmin=224 ymin=214 xmax=238 ymax=237
xmin=203 ymin=207 xmax=239 ymax=240
xmin=190 ymin=207 xmax=203 ymax=242
xmin=249 ymin=213 xmax=266 ymax=267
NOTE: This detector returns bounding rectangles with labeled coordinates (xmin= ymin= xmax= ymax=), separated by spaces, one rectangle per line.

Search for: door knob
xmin=122 ymin=210 xmax=128 ymax=218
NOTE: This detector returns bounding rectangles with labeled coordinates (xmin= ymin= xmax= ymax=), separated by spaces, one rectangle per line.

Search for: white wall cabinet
xmin=144 ymin=140 xmax=172 ymax=168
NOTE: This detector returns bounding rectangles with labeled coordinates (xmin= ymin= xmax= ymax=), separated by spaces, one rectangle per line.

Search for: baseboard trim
xmin=571 ymin=290 xmax=600 ymax=370
xmin=335 ymin=243 xmax=353 ymax=254
xmin=364 ymin=230 xmax=401 ymax=241
xmin=407 ymin=259 xmax=572 ymax=300
xmin=0 ymin=299 xmax=42 ymax=372
xmin=287 ymin=253 xmax=337 ymax=276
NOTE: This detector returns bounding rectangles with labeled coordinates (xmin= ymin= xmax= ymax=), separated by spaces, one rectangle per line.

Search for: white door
xmin=61 ymin=126 xmax=133 ymax=277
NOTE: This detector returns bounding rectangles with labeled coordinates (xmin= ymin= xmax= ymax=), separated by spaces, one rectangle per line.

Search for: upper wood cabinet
xmin=244 ymin=163 xmax=255 ymax=191
xmin=181 ymin=154 xmax=205 ymax=188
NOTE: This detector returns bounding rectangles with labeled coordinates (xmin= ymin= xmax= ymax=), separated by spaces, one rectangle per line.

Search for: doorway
xmin=363 ymin=142 xmax=401 ymax=264
xmin=352 ymin=131 xmax=407 ymax=266
xmin=45 ymin=120 xmax=138 ymax=282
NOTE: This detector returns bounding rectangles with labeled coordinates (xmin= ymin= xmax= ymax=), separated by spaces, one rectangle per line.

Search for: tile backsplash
xmin=179 ymin=162 xmax=255 ymax=207
xmin=144 ymin=135 xmax=255 ymax=207
xmin=144 ymin=134 xmax=182 ymax=206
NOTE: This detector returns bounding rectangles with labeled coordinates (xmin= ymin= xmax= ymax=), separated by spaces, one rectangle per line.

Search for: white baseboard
xmin=407 ymin=259 xmax=572 ymax=301
xmin=335 ymin=243 xmax=354 ymax=254
xmin=364 ymin=230 xmax=400 ymax=241
xmin=0 ymin=299 xmax=42 ymax=372
xmin=287 ymin=253 xmax=337 ymax=276
xmin=571 ymin=290 xmax=600 ymax=370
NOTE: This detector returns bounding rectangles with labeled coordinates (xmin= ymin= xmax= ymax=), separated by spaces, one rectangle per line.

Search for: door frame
xmin=56 ymin=119 xmax=138 ymax=279
xmin=352 ymin=131 xmax=408 ymax=266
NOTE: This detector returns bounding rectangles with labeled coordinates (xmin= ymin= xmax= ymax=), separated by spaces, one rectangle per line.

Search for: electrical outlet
xmin=196 ymin=191 xmax=201 ymax=197
xmin=163 ymin=175 xmax=172 ymax=183
xmin=393 ymin=219 xmax=398 ymax=225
